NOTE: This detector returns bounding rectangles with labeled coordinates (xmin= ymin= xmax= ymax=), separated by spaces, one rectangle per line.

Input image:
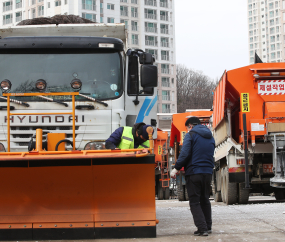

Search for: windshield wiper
xmin=79 ymin=93 xmax=108 ymax=107
xmin=38 ymin=95 xmax=68 ymax=107
xmin=0 ymin=96 xmax=30 ymax=107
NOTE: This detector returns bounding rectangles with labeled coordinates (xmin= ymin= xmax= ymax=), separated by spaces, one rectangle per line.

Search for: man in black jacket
xmin=171 ymin=117 xmax=215 ymax=236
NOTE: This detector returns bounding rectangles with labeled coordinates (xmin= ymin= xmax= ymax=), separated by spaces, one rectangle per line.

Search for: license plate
xmin=263 ymin=164 xmax=273 ymax=173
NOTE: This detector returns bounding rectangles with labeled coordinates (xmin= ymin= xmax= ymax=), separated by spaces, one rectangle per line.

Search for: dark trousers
xmin=186 ymin=174 xmax=212 ymax=232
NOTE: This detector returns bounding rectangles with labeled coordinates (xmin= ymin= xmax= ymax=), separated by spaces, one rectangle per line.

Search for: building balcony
xmin=162 ymin=95 xmax=170 ymax=101
xmin=162 ymin=108 xmax=171 ymax=113
xmin=160 ymin=28 xmax=169 ymax=34
xmin=145 ymin=27 xmax=157 ymax=33
xmin=131 ymin=12 xmax=138 ymax=18
xmin=145 ymin=40 xmax=158 ymax=46
xmin=3 ymin=5 xmax=12 ymax=12
xmin=82 ymin=4 xmax=96 ymax=11
xmin=160 ymin=2 xmax=168 ymax=8
xmin=160 ymin=15 xmax=169 ymax=21
xmin=120 ymin=0 xmax=128 ymax=3
xmin=161 ymin=68 xmax=170 ymax=74
xmin=145 ymin=13 xmax=157 ymax=19
xmin=132 ymin=25 xmax=138 ymax=31
xmin=121 ymin=11 xmax=128 ymax=16
xmin=161 ymin=55 xmax=169 ymax=61
xmin=16 ymin=2 xmax=22 ymax=8
xmin=3 ymin=18 xmax=12 ymax=25
xmin=132 ymin=39 xmax=139 ymax=45
xmin=145 ymin=0 xmax=157 ymax=6
xmin=161 ymin=42 xmax=169 ymax=47
xmin=16 ymin=16 xmax=22 ymax=22
xmin=38 ymin=10 xmax=44 ymax=16
xmin=131 ymin=0 xmax=138 ymax=3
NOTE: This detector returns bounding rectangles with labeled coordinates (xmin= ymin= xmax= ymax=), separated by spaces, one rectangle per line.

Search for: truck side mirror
xmin=140 ymin=65 xmax=158 ymax=88
xmin=139 ymin=53 xmax=154 ymax=65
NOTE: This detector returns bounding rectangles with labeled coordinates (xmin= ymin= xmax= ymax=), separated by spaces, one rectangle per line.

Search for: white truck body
xmin=0 ymin=24 xmax=157 ymax=151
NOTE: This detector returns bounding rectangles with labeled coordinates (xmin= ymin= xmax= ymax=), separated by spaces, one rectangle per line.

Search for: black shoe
xmin=208 ymin=230 xmax=212 ymax=234
xmin=194 ymin=230 xmax=208 ymax=236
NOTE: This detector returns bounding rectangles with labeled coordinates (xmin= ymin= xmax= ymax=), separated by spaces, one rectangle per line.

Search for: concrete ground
xmin=95 ymin=196 xmax=285 ymax=242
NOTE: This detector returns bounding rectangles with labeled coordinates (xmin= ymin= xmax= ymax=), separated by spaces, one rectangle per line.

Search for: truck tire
xmin=224 ymin=167 xmax=238 ymax=205
xmin=185 ymin=186 xmax=189 ymax=201
xmin=157 ymin=182 xmax=164 ymax=200
xmin=238 ymin=183 xmax=249 ymax=204
xmin=178 ymin=183 xmax=185 ymax=201
xmin=164 ymin=187 xmax=170 ymax=200
xmin=274 ymin=188 xmax=285 ymax=200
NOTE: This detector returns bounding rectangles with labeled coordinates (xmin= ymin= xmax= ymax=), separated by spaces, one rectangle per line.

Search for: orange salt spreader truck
xmin=0 ymin=23 xmax=159 ymax=240
xmin=212 ymin=63 xmax=285 ymax=205
xmin=169 ymin=110 xmax=213 ymax=201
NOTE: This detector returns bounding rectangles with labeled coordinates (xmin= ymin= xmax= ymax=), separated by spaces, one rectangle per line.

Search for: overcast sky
xmin=175 ymin=0 xmax=249 ymax=81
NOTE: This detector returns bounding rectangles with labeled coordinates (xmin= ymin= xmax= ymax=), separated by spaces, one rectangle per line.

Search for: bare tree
xmin=176 ymin=64 xmax=216 ymax=113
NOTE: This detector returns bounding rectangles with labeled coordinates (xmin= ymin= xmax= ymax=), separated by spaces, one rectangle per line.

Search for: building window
xmin=131 ymin=7 xmax=138 ymax=18
xmin=160 ymin=11 xmax=169 ymax=21
xmin=16 ymin=11 xmax=22 ymax=22
xmin=107 ymin=17 xmax=114 ymax=23
xmin=131 ymin=21 xmax=138 ymax=31
xmin=131 ymin=34 xmax=138 ymax=45
xmin=65 ymin=0 xmax=67 ymax=4
xmin=16 ymin=0 xmax=22 ymax=8
xmin=120 ymin=6 xmax=128 ymax=16
xmin=38 ymin=5 xmax=44 ymax=16
xmin=107 ymin=3 xmax=114 ymax=10
xmin=162 ymin=90 xmax=170 ymax=101
xmin=131 ymin=0 xmax=138 ymax=4
xmin=161 ymin=77 xmax=170 ymax=87
xmin=3 ymin=14 xmax=12 ymax=25
xmin=145 ymin=35 xmax=158 ymax=46
xmin=160 ymin=0 xmax=168 ymax=8
xmin=82 ymin=13 xmax=96 ymax=22
xmin=162 ymin=104 xmax=170 ymax=113
xmin=3 ymin=1 xmax=12 ymax=12
xmin=32 ymin=8 xmax=36 ymax=18
xmin=31 ymin=0 xmax=36 ymax=5
xmin=160 ymin=24 xmax=169 ymax=34
xmin=82 ymin=0 xmax=96 ymax=11
xmin=161 ymin=37 xmax=169 ymax=47
xmin=55 ymin=0 xmax=61 ymax=7
xmin=145 ymin=22 xmax=157 ymax=33
xmin=161 ymin=64 xmax=169 ymax=74
xmin=161 ymin=50 xmax=169 ymax=61
xmin=120 ymin=19 xmax=128 ymax=29
xmin=48 ymin=2 xmax=50 ymax=8
xmin=144 ymin=9 xmax=156 ymax=19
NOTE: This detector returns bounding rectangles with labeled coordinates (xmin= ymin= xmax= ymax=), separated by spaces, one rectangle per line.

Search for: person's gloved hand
xmin=170 ymin=168 xmax=178 ymax=178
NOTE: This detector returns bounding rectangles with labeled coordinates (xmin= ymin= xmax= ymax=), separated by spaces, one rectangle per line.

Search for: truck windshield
xmin=0 ymin=51 xmax=122 ymax=101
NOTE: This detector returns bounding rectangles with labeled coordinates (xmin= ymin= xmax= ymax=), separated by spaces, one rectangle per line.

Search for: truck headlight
xmin=1 ymin=79 xmax=12 ymax=92
xmin=84 ymin=142 xmax=106 ymax=150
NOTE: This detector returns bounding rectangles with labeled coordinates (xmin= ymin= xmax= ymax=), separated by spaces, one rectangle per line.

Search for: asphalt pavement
xmin=95 ymin=196 xmax=285 ymax=242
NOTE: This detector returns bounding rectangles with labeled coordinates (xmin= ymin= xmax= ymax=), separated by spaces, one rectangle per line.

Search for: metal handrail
xmin=3 ymin=92 xmax=79 ymax=152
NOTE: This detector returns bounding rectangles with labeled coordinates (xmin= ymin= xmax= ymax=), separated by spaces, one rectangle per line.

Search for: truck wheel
xmin=238 ymin=183 xmax=249 ymax=204
xmin=274 ymin=188 xmax=285 ymax=200
xmin=224 ymin=168 xmax=238 ymax=205
xmin=164 ymin=187 xmax=170 ymax=200
xmin=178 ymin=183 xmax=185 ymax=201
xmin=185 ymin=186 xmax=189 ymax=201
xmin=157 ymin=182 xmax=164 ymax=200
xmin=212 ymin=178 xmax=222 ymax=202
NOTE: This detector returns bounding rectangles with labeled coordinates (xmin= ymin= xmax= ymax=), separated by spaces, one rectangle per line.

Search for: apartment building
xmin=247 ymin=0 xmax=285 ymax=64
xmin=1 ymin=0 xmax=177 ymax=113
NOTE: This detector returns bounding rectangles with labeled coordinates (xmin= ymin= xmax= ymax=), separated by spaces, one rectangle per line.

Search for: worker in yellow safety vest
xmin=105 ymin=122 xmax=153 ymax=153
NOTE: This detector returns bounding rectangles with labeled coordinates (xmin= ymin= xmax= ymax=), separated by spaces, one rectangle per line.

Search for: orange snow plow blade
xmin=0 ymin=151 xmax=156 ymax=240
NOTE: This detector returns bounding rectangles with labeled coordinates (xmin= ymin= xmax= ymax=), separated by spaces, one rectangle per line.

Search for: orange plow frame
xmin=0 ymin=92 xmax=157 ymax=240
